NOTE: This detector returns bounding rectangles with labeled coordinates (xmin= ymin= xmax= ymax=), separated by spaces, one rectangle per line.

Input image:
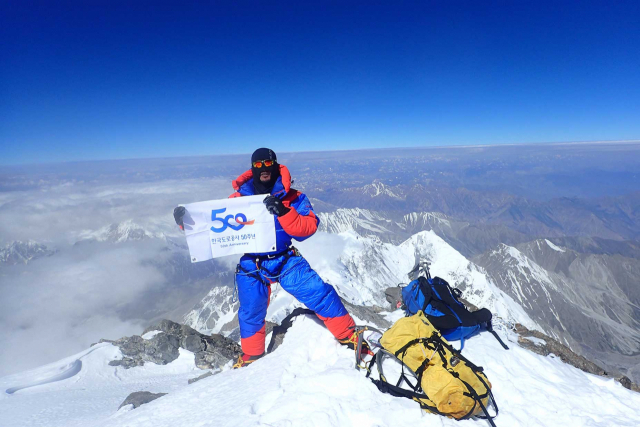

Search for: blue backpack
xmin=401 ymin=269 xmax=508 ymax=351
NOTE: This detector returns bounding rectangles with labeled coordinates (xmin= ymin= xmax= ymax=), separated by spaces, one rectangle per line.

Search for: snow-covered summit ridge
xmin=2 ymin=314 xmax=640 ymax=427
xmin=335 ymin=230 xmax=537 ymax=328
xmin=318 ymin=208 xmax=396 ymax=234
xmin=318 ymin=207 xmax=455 ymax=238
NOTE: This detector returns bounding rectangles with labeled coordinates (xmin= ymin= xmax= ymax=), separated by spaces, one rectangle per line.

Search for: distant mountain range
xmin=75 ymin=220 xmax=165 ymax=244
xmin=474 ymin=239 xmax=640 ymax=380
xmin=315 ymin=208 xmax=640 ymax=382
xmin=0 ymin=241 xmax=57 ymax=265
xmin=308 ymin=181 xmax=640 ymax=242
xmin=2 ymin=142 xmax=639 ymax=386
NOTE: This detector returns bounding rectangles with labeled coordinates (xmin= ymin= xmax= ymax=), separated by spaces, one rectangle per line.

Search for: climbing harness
xmin=233 ymin=246 xmax=302 ymax=302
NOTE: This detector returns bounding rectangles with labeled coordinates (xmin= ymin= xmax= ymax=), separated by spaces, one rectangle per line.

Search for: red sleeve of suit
xmin=277 ymin=191 xmax=319 ymax=238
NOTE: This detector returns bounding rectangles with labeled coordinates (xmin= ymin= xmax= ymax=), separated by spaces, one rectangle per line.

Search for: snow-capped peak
xmin=362 ymin=180 xmax=403 ymax=199
xmin=0 ymin=240 xmax=57 ymax=265
xmin=76 ymin=220 xmax=164 ymax=244
xmin=3 ymin=313 xmax=640 ymax=427
xmin=318 ymin=208 xmax=394 ymax=235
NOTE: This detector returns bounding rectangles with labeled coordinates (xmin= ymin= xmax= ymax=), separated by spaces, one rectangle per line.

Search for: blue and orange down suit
xmin=229 ymin=165 xmax=356 ymax=356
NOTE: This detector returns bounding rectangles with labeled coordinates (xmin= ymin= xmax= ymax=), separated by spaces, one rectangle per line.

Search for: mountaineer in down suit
xmin=174 ymin=148 xmax=359 ymax=367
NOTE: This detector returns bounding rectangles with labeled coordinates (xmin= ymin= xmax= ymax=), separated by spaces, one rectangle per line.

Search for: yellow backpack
xmin=369 ymin=311 xmax=498 ymax=426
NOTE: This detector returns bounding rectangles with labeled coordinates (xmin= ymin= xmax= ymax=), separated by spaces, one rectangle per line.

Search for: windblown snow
xmin=2 ymin=312 xmax=639 ymax=427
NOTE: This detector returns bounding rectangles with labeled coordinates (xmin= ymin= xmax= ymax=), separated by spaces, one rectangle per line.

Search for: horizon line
xmin=2 ymin=139 xmax=639 ymax=168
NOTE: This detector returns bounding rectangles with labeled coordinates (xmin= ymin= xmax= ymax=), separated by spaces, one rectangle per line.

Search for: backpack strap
xmin=485 ymin=321 xmax=510 ymax=350
xmin=450 ymin=369 xmax=499 ymax=427
xmin=416 ymin=277 xmax=434 ymax=313
xmin=427 ymin=333 xmax=500 ymax=423
xmin=376 ymin=338 xmax=499 ymax=426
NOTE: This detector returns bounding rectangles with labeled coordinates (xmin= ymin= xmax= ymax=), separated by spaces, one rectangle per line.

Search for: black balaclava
xmin=251 ymin=147 xmax=280 ymax=194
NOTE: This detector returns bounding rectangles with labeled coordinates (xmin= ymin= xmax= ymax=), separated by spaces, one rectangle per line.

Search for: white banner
xmin=181 ymin=195 xmax=277 ymax=262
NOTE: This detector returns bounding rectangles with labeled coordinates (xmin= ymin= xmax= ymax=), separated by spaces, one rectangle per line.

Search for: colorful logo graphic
xmin=210 ymin=208 xmax=254 ymax=233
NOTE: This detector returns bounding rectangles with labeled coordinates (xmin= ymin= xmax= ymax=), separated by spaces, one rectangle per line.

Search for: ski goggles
xmin=252 ymin=159 xmax=275 ymax=168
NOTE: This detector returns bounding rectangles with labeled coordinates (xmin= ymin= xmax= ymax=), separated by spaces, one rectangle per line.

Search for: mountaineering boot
xmin=338 ymin=332 xmax=373 ymax=356
xmin=232 ymin=353 xmax=264 ymax=369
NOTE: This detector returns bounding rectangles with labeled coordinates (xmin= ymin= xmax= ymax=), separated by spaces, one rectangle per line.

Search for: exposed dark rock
xmin=459 ymin=297 xmax=479 ymax=312
xmin=105 ymin=333 xmax=179 ymax=368
xmin=515 ymin=323 xmax=607 ymax=375
xmin=384 ymin=287 xmax=403 ymax=311
xmin=264 ymin=320 xmax=284 ymax=352
xmin=342 ymin=299 xmax=391 ymax=329
xmin=104 ymin=319 xmax=241 ymax=370
xmin=615 ymin=376 xmax=640 ymax=392
xmin=515 ymin=323 xmax=640 ymax=392
xmin=118 ymin=391 xmax=167 ymax=410
xmin=188 ymin=371 xmax=216 ymax=385
xmin=618 ymin=375 xmax=632 ymax=390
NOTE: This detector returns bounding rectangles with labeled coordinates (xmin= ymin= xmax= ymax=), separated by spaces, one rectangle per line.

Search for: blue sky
xmin=1 ymin=0 xmax=639 ymax=165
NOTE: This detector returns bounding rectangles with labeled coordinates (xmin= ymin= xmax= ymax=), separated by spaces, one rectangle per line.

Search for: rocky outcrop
xmin=188 ymin=371 xmax=215 ymax=385
xmin=515 ymin=323 xmax=640 ymax=392
xmin=118 ymin=391 xmax=167 ymax=410
xmin=264 ymin=320 xmax=282 ymax=352
xmin=342 ymin=299 xmax=391 ymax=329
xmin=384 ymin=287 xmax=403 ymax=311
xmin=102 ymin=319 xmax=241 ymax=370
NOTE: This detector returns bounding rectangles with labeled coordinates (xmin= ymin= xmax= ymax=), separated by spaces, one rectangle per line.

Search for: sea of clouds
xmin=0 ymin=175 xmax=232 ymax=376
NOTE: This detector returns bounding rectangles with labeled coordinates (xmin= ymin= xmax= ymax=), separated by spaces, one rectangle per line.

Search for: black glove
xmin=263 ymin=195 xmax=290 ymax=217
xmin=173 ymin=206 xmax=186 ymax=229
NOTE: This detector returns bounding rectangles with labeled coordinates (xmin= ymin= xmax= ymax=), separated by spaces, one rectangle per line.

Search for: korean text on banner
xmin=181 ymin=195 xmax=276 ymax=262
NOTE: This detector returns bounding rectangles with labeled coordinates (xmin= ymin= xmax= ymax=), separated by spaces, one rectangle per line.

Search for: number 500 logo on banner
xmin=210 ymin=208 xmax=255 ymax=233
xmin=182 ymin=195 xmax=277 ymax=262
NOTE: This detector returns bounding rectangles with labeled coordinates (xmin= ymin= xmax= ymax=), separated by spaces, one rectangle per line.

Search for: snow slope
xmin=0 ymin=343 xmax=201 ymax=427
xmin=3 ymin=312 xmax=640 ymax=427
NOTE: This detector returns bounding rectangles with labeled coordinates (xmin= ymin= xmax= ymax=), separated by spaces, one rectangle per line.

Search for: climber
xmin=174 ymin=148 xmax=361 ymax=367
